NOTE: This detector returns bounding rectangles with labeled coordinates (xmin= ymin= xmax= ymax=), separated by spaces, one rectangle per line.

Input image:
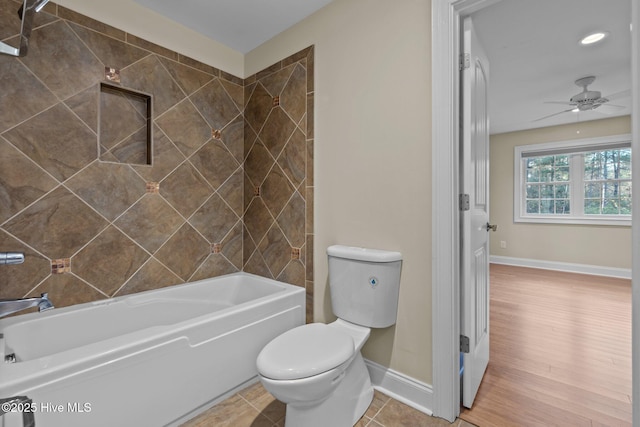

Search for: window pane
xmin=555 ymin=184 xmax=569 ymax=198
xmin=526 ymin=184 xmax=539 ymax=198
xmin=540 ymin=199 xmax=554 ymax=214
xmin=582 ymin=148 xmax=632 ymax=216
xmin=555 ymin=199 xmax=570 ymax=214
xmin=584 ymin=199 xmax=601 ymax=214
xmin=526 ymin=200 xmax=539 ymax=214
xmin=584 ymin=183 xmax=601 ymax=198
xmin=555 ymin=166 xmax=570 ymax=181
xmin=541 ymin=184 xmax=554 ymax=198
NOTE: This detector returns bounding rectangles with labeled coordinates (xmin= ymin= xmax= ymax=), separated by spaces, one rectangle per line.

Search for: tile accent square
xmin=211 ymin=129 xmax=222 ymax=139
xmin=51 ymin=258 xmax=71 ymax=274
xmin=291 ymin=247 xmax=300 ymax=260
xmin=273 ymin=96 xmax=280 ymax=107
xmin=254 ymin=186 xmax=261 ymax=197
xmin=146 ymin=182 xmax=160 ymax=193
xmin=212 ymin=243 xmax=222 ymax=253
xmin=105 ymin=67 xmax=121 ymax=83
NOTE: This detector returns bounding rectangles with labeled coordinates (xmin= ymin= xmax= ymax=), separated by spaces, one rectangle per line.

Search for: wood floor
xmin=459 ymin=264 xmax=632 ymax=427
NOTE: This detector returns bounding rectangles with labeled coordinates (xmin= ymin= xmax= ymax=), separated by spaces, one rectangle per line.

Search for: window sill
xmin=514 ymin=215 xmax=632 ymax=227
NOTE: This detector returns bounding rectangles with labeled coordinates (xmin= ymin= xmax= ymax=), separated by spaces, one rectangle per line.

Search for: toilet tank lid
xmin=327 ymin=245 xmax=402 ymax=262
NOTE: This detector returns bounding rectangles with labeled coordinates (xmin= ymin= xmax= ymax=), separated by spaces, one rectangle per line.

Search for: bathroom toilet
xmin=257 ymin=245 xmax=402 ymax=427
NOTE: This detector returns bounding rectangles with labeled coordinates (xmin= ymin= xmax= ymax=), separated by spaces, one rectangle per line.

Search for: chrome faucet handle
xmin=0 ymin=252 xmax=25 ymax=265
xmin=38 ymin=292 xmax=54 ymax=312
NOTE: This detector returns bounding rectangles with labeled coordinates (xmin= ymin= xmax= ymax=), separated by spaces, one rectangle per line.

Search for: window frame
xmin=514 ymin=134 xmax=632 ymax=226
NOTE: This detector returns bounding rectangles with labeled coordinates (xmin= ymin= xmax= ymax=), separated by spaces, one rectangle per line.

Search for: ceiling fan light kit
xmin=534 ymin=75 xmax=630 ymax=122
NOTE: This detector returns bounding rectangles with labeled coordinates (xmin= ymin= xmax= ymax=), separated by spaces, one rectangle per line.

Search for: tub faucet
xmin=0 ymin=293 xmax=54 ymax=318
xmin=0 ymin=252 xmax=25 ymax=265
xmin=0 ymin=395 xmax=36 ymax=427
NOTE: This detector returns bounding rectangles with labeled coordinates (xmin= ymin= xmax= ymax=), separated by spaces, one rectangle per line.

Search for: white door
xmin=460 ymin=16 xmax=492 ymax=408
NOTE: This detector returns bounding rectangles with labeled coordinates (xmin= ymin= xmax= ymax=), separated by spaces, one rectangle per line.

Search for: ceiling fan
xmin=534 ymin=76 xmax=630 ymax=122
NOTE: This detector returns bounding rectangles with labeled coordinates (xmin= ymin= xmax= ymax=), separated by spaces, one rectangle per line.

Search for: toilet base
xmin=284 ymin=352 xmax=373 ymax=427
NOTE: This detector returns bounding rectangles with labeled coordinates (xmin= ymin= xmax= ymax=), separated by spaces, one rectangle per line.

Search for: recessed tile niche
xmin=98 ymin=82 xmax=152 ymax=165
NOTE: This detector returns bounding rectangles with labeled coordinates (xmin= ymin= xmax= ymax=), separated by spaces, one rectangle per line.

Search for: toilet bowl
xmin=257 ymin=319 xmax=372 ymax=426
xmin=257 ymin=245 xmax=402 ymax=427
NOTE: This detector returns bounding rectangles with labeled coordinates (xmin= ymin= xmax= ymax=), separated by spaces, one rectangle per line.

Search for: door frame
xmin=431 ymin=0 xmax=640 ymax=423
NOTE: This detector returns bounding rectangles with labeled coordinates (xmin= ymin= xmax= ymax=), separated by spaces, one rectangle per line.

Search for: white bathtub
xmin=0 ymin=272 xmax=305 ymax=427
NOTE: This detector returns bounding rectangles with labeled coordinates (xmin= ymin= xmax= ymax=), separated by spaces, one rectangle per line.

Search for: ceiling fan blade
xmin=598 ymin=103 xmax=626 ymax=110
xmin=602 ymin=89 xmax=631 ymax=101
xmin=533 ymin=109 xmax=575 ymax=122
xmin=543 ymin=101 xmax=574 ymax=106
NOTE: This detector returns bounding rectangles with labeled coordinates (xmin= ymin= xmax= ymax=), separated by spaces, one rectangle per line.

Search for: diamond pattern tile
xmin=3 ymin=103 xmax=97 ymax=182
xmin=114 ymin=194 xmax=184 ymax=253
xmin=122 ymin=55 xmax=186 ymax=116
xmin=20 ymin=20 xmax=104 ymax=100
xmin=259 ymin=107 xmax=297 ymax=159
xmin=160 ymin=162 xmax=213 ymax=218
xmin=259 ymin=66 xmax=294 ymax=97
xmin=259 ymin=225 xmax=291 ymax=278
xmin=68 ymin=22 xmax=149 ymax=70
xmin=32 ymin=273 xmax=107 ymax=309
xmin=65 ymin=85 xmax=99 ymax=132
xmin=114 ymin=258 xmax=182 ymax=297
xmin=245 ymin=83 xmax=273 ymax=134
xmin=280 ymin=64 xmax=307 ymax=125
xmin=4 ymin=186 xmax=108 ymax=259
xmin=262 ymin=166 xmax=295 ymax=218
xmin=190 ymin=139 xmax=241 ymax=190
xmin=73 ymin=226 xmax=149 ymax=296
xmin=158 ymin=57 xmax=213 ymax=96
xmin=132 ymin=126 xmax=185 ymax=183
xmin=278 ymin=128 xmax=306 ymax=188
xmin=277 ymin=192 xmax=306 ymax=248
xmin=0 ymin=1 xmax=314 ymax=316
xmin=190 ymin=78 xmax=241 ymax=131
xmin=245 ymin=141 xmax=274 ymax=188
xmin=0 ymin=55 xmax=57 ymax=133
xmin=0 ymin=230 xmax=50 ymax=299
xmin=156 ymin=99 xmax=212 ymax=157
xmin=190 ymin=193 xmax=239 ymax=243
xmin=66 ymin=161 xmax=145 ymax=221
xmin=0 ymin=137 xmax=58 ymax=223
xmin=244 ymin=197 xmax=274 ymax=246
xmin=154 ymin=223 xmax=210 ymax=280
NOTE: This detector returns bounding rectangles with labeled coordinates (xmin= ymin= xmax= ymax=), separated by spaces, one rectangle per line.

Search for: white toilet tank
xmin=327 ymin=245 xmax=402 ymax=328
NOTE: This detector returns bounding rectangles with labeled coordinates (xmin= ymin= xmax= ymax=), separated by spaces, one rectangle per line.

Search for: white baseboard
xmin=490 ymin=255 xmax=632 ymax=279
xmin=364 ymin=358 xmax=433 ymax=416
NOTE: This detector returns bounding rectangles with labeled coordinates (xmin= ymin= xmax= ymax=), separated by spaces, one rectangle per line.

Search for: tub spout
xmin=0 ymin=395 xmax=36 ymax=427
xmin=0 ymin=293 xmax=54 ymax=318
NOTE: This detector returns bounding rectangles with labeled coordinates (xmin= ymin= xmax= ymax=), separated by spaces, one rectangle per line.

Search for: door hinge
xmin=460 ymin=335 xmax=470 ymax=353
xmin=460 ymin=53 xmax=470 ymax=70
xmin=459 ymin=194 xmax=470 ymax=211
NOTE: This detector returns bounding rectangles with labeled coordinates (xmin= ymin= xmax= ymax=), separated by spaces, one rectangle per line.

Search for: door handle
xmin=486 ymin=223 xmax=497 ymax=232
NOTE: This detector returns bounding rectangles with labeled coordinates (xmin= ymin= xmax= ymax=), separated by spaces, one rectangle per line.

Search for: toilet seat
xmin=257 ymin=323 xmax=355 ymax=380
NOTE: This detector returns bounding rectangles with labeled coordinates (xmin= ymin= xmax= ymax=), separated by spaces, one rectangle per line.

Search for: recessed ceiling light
xmin=580 ymin=31 xmax=609 ymax=45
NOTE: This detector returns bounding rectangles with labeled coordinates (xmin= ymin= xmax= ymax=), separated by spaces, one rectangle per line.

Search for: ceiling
xmin=129 ymin=0 xmax=631 ymax=135
xmin=131 ymin=0 xmax=333 ymax=54
xmin=472 ymin=0 xmax=632 ymax=134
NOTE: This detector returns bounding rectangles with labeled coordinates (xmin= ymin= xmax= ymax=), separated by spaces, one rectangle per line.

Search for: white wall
xmin=246 ymin=0 xmax=433 ymax=383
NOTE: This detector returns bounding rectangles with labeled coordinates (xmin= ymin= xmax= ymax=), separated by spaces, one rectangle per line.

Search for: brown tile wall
xmin=243 ymin=47 xmax=314 ymax=323
xmin=0 ymin=1 xmax=313 ymax=319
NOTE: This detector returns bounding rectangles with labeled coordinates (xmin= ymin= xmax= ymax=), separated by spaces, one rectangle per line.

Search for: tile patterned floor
xmin=180 ymin=381 xmax=477 ymax=427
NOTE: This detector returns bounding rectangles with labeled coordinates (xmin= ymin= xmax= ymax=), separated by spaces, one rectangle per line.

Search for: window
xmin=514 ymin=134 xmax=632 ymax=225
